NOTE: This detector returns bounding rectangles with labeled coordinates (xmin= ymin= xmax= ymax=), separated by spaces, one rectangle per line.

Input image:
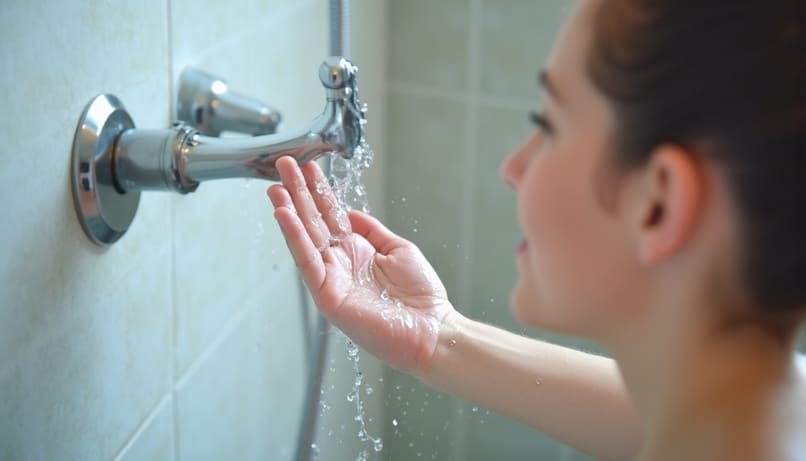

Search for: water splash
xmin=323 ymin=84 xmax=382 ymax=458
xmin=345 ymin=338 xmax=383 ymax=457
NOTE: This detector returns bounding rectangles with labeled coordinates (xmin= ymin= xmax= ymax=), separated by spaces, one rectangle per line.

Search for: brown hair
xmin=588 ymin=0 xmax=806 ymax=313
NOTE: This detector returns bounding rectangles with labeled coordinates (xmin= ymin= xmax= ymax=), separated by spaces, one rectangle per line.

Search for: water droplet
xmin=366 ymin=386 xmax=374 ymax=395
xmin=535 ymin=378 xmax=542 ymax=385
xmin=401 ymin=196 xmax=407 ymax=202
xmin=374 ymin=438 xmax=383 ymax=452
xmin=392 ymin=418 xmax=398 ymax=426
xmin=472 ymin=406 xmax=478 ymax=412
xmin=449 ymin=339 xmax=457 ymax=347
xmin=347 ymin=340 xmax=360 ymax=357
xmin=311 ymin=443 xmax=321 ymax=456
xmin=315 ymin=178 xmax=329 ymax=194
xmin=380 ymin=289 xmax=390 ymax=301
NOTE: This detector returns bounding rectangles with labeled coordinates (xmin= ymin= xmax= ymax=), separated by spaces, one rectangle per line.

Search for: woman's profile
xmin=268 ymin=1 xmax=806 ymax=459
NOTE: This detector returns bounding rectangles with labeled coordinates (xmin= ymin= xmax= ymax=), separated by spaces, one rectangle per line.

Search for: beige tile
xmin=0 ymin=1 xmax=172 ymax=459
xmin=385 ymin=90 xmax=467 ymax=298
xmin=170 ymin=0 xmax=292 ymax=66
xmin=174 ymin=263 xmax=307 ymax=461
xmin=479 ymin=0 xmax=573 ymax=101
xmin=170 ymin=0 xmax=329 ymax=375
xmin=389 ymin=0 xmax=470 ymax=90
xmin=172 ymin=178 xmax=294 ymax=373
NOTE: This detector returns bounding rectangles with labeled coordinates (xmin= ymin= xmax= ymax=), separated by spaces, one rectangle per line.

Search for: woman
xmin=268 ymin=0 xmax=806 ymax=459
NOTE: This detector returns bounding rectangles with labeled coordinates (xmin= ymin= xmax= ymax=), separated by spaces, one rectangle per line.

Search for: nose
xmin=500 ymin=132 xmax=539 ymax=191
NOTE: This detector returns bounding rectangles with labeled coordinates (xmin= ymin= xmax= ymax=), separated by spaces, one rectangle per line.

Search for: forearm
xmin=419 ymin=311 xmax=642 ymax=461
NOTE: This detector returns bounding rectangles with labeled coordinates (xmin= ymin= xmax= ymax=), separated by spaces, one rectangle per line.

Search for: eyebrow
xmin=538 ymin=70 xmax=561 ymax=103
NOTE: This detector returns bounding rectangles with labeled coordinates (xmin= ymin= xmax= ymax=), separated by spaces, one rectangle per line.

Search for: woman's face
xmin=500 ymin=0 xmax=646 ymax=337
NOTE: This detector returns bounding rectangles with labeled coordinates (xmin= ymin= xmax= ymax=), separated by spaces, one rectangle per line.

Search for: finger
xmin=349 ymin=210 xmax=409 ymax=254
xmin=301 ymin=161 xmax=352 ymax=236
xmin=276 ymin=156 xmax=331 ymax=250
xmin=274 ymin=206 xmax=326 ymax=291
xmin=267 ymin=184 xmax=295 ymax=212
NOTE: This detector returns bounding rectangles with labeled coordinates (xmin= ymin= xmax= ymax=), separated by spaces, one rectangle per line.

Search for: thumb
xmin=349 ymin=211 xmax=409 ymax=254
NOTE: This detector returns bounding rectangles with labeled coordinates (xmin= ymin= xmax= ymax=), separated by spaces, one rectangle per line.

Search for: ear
xmin=635 ymin=145 xmax=703 ymax=264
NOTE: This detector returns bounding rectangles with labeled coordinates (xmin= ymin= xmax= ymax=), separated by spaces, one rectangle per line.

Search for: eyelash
xmin=529 ymin=110 xmax=552 ymax=134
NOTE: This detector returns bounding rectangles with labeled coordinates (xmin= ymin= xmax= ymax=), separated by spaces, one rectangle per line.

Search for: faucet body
xmin=114 ymin=57 xmax=364 ymax=194
xmin=70 ymin=57 xmax=366 ymax=245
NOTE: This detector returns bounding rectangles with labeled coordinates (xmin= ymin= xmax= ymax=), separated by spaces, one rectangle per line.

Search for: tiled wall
xmin=384 ymin=1 xmax=594 ymax=460
xmin=0 ymin=1 xmax=387 ymax=460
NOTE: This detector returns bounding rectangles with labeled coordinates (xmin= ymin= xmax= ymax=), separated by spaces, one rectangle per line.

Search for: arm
xmin=422 ymin=311 xmax=641 ymax=461
xmin=267 ymin=156 xmax=641 ymax=461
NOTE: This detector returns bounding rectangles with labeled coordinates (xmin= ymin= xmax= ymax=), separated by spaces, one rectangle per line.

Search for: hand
xmin=267 ymin=156 xmax=455 ymax=373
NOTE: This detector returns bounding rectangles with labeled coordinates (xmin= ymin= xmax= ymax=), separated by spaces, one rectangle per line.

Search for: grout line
xmin=451 ymin=0 xmax=483 ymax=459
xmin=112 ymin=395 xmax=173 ymax=461
xmin=165 ymin=0 xmax=181 ymax=458
xmin=173 ymin=305 xmax=252 ymax=390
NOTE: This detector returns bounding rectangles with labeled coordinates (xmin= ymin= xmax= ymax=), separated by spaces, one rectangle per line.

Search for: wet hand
xmin=267 ymin=156 xmax=455 ymax=373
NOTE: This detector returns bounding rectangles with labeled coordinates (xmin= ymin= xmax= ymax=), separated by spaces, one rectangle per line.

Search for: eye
xmin=529 ymin=110 xmax=553 ymax=135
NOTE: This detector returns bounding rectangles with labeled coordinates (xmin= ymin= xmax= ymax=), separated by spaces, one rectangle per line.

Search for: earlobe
xmin=637 ymin=145 xmax=703 ymax=264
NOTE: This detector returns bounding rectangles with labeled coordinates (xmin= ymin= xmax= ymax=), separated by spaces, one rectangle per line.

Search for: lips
xmin=516 ymin=239 xmax=528 ymax=254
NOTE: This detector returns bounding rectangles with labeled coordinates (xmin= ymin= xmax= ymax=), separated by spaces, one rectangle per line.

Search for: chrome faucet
xmin=71 ymin=56 xmax=366 ymax=245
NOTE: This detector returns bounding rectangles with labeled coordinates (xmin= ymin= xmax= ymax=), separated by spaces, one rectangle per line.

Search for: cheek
xmin=515 ymin=152 xmax=626 ymax=333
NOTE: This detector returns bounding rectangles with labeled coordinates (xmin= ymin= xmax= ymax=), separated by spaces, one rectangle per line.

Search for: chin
xmin=509 ymin=286 xmax=550 ymax=330
xmin=509 ymin=286 xmax=591 ymax=336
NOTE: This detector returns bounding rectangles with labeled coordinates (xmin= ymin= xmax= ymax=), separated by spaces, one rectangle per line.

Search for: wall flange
xmin=71 ymin=94 xmax=140 ymax=246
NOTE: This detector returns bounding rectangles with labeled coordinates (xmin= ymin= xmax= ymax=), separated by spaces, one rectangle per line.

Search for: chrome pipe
xmin=329 ymin=0 xmax=350 ymax=59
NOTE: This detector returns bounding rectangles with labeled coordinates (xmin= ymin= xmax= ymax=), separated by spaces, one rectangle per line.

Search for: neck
xmin=607 ymin=296 xmax=802 ymax=461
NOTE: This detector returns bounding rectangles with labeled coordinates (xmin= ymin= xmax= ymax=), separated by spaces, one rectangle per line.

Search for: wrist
xmin=416 ymin=308 xmax=469 ymax=383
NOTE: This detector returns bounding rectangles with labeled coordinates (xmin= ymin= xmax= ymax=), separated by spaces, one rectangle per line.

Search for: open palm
xmin=267 ymin=157 xmax=455 ymax=373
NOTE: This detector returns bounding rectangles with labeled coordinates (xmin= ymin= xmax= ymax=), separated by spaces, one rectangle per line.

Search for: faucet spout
xmin=113 ymin=57 xmax=365 ymax=194
xmin=183 ymin=94 xmax=355 ymax=184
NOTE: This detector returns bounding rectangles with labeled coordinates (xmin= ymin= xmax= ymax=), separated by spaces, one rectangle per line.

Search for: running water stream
xmin=318 ymin=100 xmax=383 ymax=459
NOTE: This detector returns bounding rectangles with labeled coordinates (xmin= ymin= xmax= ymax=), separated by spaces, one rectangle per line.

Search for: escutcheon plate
xmin=71 ymin=94 xmax=140 ymax=246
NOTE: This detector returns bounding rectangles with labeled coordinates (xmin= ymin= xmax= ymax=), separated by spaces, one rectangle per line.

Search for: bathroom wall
xmin=0 ymin=1 xmax=387 ymax=460
xmin=383 ymin=0 xmax=595 ymax=460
